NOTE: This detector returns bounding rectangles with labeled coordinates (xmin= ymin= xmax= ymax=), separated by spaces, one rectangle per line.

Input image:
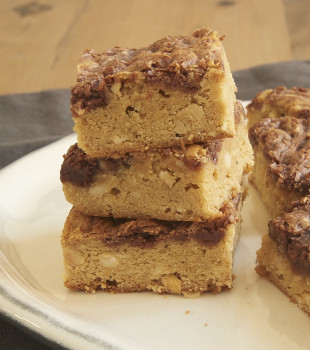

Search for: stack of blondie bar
xmin=247 ymin=86 xmax=310 ymax=314
xmin=60 ymin=28 xmax=253 ymax=296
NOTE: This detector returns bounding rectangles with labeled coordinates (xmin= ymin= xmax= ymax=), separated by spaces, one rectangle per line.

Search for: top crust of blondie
xmin=268 ymin=195 xmax=310 ymax=274
xmin=247 ymin=86 xmax=310 ymax=120
xmin=249 ymin=116 xmax=310 ymax=194
xmin=63 ymin=196 xmax=240 ymax=248
xmin=71 ymin=28 xmax=230 ymax=115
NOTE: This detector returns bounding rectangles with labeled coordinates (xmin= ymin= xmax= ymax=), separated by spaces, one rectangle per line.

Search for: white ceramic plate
xmin=0 ymin=132 xmax=310 ymax=350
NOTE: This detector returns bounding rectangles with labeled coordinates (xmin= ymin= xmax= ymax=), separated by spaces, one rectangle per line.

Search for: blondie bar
xmin=61 ymin=200 xmax=242 ymax=295
xmin=256 ymin=196 xmax=310 ymax=315
xmin=71 ymin=28 xmax=236 ymax=157
xmin=249 ymin=115 xmax=310 ymax=217
xmin=61 ymin=101 xmax=252 ymax=221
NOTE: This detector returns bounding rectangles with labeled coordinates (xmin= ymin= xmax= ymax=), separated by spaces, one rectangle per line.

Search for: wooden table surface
xmin=0 ymin=0 xmax=309 ymax=94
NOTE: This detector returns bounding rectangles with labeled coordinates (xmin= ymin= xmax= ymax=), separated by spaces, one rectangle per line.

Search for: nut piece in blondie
xmin=71 ymin=28 xmax=236 ymax=157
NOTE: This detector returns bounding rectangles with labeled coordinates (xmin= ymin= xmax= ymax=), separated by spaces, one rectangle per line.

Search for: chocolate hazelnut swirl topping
xmin=249 ymin=116 xmax=310 ymax=193
xmin=69 ymin=194 xmax=240 ymax=248
xmin=71 ymin=28 xmax=225 ymax=113
xmin=269 ymin=196 xmax=310 ymax=274
xmin=60 ymin=141 xmax=223 ymax=187
xmin=60 ymin=144 xmax=131 ymax=187
xmin=247 ymin=86 xmax=310 ymax=119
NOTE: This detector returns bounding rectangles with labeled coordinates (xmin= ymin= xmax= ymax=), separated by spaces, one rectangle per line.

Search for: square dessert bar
xmin=247 ymin=86 xmax=310 ymax=129
xmin=71 ymin=28 xmax=236 ymax=157
xmin=256 ymin=196 xmax=310 ymax=315
xmin=248 ymin=115 xmax=310 ymax=218
xmin=61 ymin=101 xmax=253 ymax=221
xmin=61 ymin=200 xmax=242 ymax=295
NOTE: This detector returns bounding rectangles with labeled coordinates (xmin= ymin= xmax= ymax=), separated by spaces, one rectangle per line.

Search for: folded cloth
xmin=1 ymin=61 xmax=310 ymax=350
xmin=234 ymin=60 xmax=310 ymax=100
xmin=0 ymin=88 xmax=72 ymax=169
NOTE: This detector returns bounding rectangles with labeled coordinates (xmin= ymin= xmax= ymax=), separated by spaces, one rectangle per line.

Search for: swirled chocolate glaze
xmin=60 ymin=139 xmax=223 ymax=188
xmin=249 ymin=116 xmax=310 ymax=193
xmin=68 ymin=194 xmax=240 ymax=247
xmin=60 ymin=144 xmax=131 ymax=187
xmin=247 ymin=86 xmax=310 ymax=119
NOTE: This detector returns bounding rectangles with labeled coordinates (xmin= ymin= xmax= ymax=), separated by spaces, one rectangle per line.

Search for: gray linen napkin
xmin=1 ymin=61 xmax=310 ymax=349
xmin=234 ymin=60 xmax=310 ymax=100
xmin=0 ymin=88 xmax=72 ymax=169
